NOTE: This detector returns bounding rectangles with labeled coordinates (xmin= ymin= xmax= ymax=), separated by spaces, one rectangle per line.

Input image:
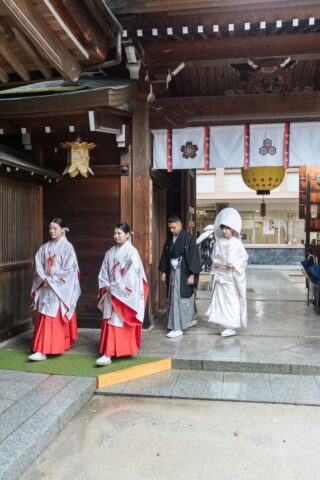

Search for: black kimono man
xmin=159 ymin=215 xmax=201 ymax=338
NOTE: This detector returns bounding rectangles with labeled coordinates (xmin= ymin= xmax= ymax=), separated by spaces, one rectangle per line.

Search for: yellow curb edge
xmin=96 ymin=358 xmax=172 ymax=389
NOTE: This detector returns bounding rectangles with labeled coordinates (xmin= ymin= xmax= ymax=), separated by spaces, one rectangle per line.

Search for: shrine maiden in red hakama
xmin=29 ymin=218 xmax=81 ymax=361
xmin=96 ymin=223 xmax=149 ymax=366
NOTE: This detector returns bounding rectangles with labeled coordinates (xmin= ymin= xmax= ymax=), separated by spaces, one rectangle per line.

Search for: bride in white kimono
xmin=29 ymin=218 xmax=81 ymax=361
xmin=206 ymin=208 xmax=248 ymax=337
xmin=96 ymin=222 xmax=149 ymax=366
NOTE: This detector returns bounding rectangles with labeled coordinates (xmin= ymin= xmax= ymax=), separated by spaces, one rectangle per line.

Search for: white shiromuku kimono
xmin=98 ymin=241 xmax=148 ymax=327
xmin=206 ymin=236 xmax=248 ymax=329
xmin=31 ymin=235 xmax=81 ymax=321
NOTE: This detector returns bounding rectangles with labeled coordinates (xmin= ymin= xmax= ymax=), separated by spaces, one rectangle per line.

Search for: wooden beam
xmin=59 ymin=0 xmax=109 ymax=61
xmin=0 ymin=33 xmax=30 ymax=80
xmin=2 ymin=0 xmax=81 ymax=81
xmin=84 ymin=165 xmax=129 ymax=176
xmin=116 ymin=3 xmax=320 ymax=31
xmin=110 ymin=0 xmax=320 ymax=15
xmin=0 ymin=111 xmax=88 ymax=133
xmin=0 ymin=108 xmax=132 ymax=135
xmin=0 ymin=84 xmax=136 ymax=117
xmin=43 ymin=0 xmax=89 ymax=61
xmin=143 ymin=33 xmax=320 ymax=72
xmin=0 ymin=65 xmax=9 ymax=83
xmin=0 ymin=117 xmax=18 ymax=132
xmin=149 ymin=92 xmax=320 ymax=128
xmin=12 ymin=27 xmax=52 ymax=80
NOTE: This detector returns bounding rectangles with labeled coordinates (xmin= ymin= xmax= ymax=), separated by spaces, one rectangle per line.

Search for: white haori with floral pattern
xmin=98 ymin=241 xmax=147 ymax=327
xmin=31 ymin=236 xmax=81 ymax=320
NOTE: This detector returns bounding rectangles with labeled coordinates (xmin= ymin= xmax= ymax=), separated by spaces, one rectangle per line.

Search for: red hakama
xmin=32 ymin=310 xmax=78 ymax=354
xmin=99 ymin=320 xmax=141 ymax=357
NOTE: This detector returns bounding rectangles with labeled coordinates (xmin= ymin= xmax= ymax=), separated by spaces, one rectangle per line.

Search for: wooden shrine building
xmin=1 ymin=0 xmax=320 ymax=339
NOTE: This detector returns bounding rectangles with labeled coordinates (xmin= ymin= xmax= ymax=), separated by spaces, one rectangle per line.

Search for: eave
xmin=0 ymin=80 xmax=136 ymax=118
xmin=0 ymin=143 xmax=62 ymax=179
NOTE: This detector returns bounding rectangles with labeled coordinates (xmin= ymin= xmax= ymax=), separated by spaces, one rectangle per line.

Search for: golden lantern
xmin=60 ymin=137 xmax=96 ymax=177
xmin=241 ymin=166 xmax=286 ymax=216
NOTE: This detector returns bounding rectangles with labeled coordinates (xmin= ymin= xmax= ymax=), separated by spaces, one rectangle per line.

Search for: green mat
xmin=0 ymin=350 xmax=159 ymax=377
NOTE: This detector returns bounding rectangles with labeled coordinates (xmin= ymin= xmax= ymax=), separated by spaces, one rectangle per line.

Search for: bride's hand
xmin=225 ymin=263 xmax=235 ymax=270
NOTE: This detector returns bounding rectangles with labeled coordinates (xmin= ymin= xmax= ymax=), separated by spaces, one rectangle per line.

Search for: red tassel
xmin=204 ymin=126 xmax=210 ymax=171
xmin=243 ymin=124 xmax=250 ymax=170
xmin=167 ymin=128 xmax=172 ymax=173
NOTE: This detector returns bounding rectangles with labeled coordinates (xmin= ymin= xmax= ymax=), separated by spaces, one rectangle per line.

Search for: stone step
xmin=96 ymin=369 xmax=320 ymax=406
xmin=171 ymin=357 xmax=320 ymax=375
xmin=0 ymin=371 xmax=95 ymax=480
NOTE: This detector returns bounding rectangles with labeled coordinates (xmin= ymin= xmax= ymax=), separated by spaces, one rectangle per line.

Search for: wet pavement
xmin=19 ymin=395 xmax=320 ymax=480
xmin=2 ymin=267 xmax=320 ymax=479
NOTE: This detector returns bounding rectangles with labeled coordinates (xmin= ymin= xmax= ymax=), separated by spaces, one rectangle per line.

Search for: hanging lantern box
xmin=241 ymin=166 xmax=286 ymax=216
xmin=60 ymin=138 xmax=96 ymax=177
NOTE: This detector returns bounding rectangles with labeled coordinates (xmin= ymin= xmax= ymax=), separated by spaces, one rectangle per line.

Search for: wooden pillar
xmin=120 ymin=144 xmax=132 ymax=227
xmin=180 ymin=170 xmax=196 ymax=235
xmin=132 ymin=102 xmax=152 ymax=327
xmin=131 ymin=102 xmax=151 ymax=266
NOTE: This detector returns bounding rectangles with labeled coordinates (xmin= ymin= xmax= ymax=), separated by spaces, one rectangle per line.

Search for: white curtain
xmin=152 ymin=122 xmax=320 ymax=169
xmin=172 ymin=127 xmax=205 ymax=169
xmin=289 ymin=122 xmax=320 ymax=166
xmin=210 ymin=125 xmax=244 ymax=168
xmin=249 ymin=123 xmax=284 ymax=167
xmin=152 ymin=129 xmax=167 ymax=169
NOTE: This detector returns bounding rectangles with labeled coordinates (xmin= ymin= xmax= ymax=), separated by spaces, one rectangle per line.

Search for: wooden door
xmin=43 ymin=175 xmax=120 ymax=327
xmin=0 ymin=177 xmax=41 ymax=340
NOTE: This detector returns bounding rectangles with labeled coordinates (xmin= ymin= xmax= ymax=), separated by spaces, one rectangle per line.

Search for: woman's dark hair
xmin=115 ymin=222 xmax=130 ymax=234
xmin=51 ymin=217 xmax=65 ymax=228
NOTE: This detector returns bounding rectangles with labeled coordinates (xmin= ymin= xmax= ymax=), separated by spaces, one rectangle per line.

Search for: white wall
xmin=286 ymin=172 xmax=299 ymax=192
xmin=224 ymin=173 xmax=253 ymax=193
xmin=196 ymin=174 xmax=215 ymax=193
xmin=197 ymin=169 xmax=299 ymax=195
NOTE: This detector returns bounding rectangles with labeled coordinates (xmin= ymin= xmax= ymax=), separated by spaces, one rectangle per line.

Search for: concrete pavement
xmin=2 ymin=266 xmax=320 ymax=479
xmin=19 ymin=395 xmax=320 ymax=480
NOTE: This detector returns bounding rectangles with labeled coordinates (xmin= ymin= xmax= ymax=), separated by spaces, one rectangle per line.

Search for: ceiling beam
xmin=1 ymin=0 xmax=81 ymax=81
xmin=142 ymin=33 xmax=320 ymax=72
xmin=12 ymin=27 xmax=52 ymax=80
xmin=0 ymin=65 xmax=9 ymax=83
xmin=0 ymin=33 xmax=30 ymax=80
xmin=149 ymin=92 xmax=320 ymax=128
xmin=43 ymin=0 xmax=89 ymax=61
xmin=53 ymin=0 xmax=109 ymax=62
